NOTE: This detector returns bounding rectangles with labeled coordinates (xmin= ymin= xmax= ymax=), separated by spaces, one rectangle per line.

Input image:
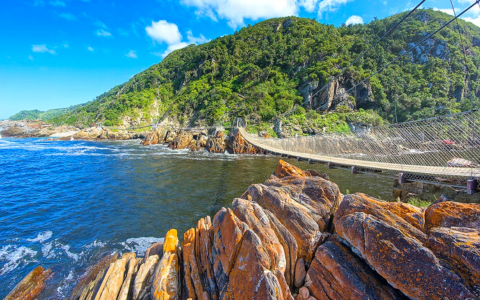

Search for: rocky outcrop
xmin=226 ymin=129 xmax=264 ymax=154
xmin=206 ymin=131 xmax=226 ymax=153
xmin=4 ymin=266 xmax=52 ymax=300
xmin=14 ymin=160 xmax=479 ymax=300
xmin=142 ymin=127 xmax=167 ymax=146
xmin=169 ymin=131 xmax=193 ymax=150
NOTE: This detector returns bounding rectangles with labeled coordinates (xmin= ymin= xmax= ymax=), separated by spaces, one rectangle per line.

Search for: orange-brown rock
xmin=169 ymin=131 xmax=194 ymax=149
xmin=206 ymin=131 xmax=226 ymax=153
xmin=274 ymin=160 xmax=310 ymax=178
xmin=232 ymin=198 xmax=286 ymax=274
xmin=195 ymin=216 xmax=218 ymax=300
xmin=145 ymin=242 xmax=164 ymax=260
xmin=425 ymin=201 xmax=480 ymax=232
xmin=294 ymin=259 xmax=306 ymax=288
xmin=368 ymin=199 xmax=425 ymax=231
xmin=334 ymin=193 xmax=426 ymax=243
xmin=227 ymin=129 xmax=264 ymax=154
xmin=264 ymin=210 xmax=298 ymax=287
xmin=117 ymin=257 xmax=140 ymax=300
xmin=335 ymin=209 xmax=476 ymax=299
xmin=5 ymin=266 xmax=52 ymax=300
xmin=182 ymin=228 xmax=205 ymax=300
xmin=151 ymin=229 xmax=180 ymax=300
xmin=142 ymin=127 xmax=167 ymax=146
xmin=247 ymin=175 xmax=341 ymax=262
xmin=70 ymin=254 xmax=118 ymax=300
xmin=306 ymin=235 xmax=404 ymax=300
xmin=427 ymin=227 xmax=480 ymax=294
xmin=95 ymin=252 xmax=136 ymax=300
xmin=133 ymin=254 xmax=160 ymax=300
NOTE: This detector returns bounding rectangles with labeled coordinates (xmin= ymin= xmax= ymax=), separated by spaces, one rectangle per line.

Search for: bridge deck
xmin=239 ymin=128 xmax=480 ymax=178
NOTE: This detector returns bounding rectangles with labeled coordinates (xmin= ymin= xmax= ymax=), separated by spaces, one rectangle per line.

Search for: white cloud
xmin=59 ymin=13 xmax=76 ymax=20
xmin=433 ymin=7 xmax=454 ymax=16
xmin=181 ymin=0 xmax=298 ymax=28
xmin=49 ymin=0 xmax=65 ymax=7
xmin=28 ymin=55 xmax=34 ymax=61
xmin=146 ymin=20 xmax=183 ymax=44
xmin=87 ymin=46 xmax=94 ymax=51
xmin=186 ymin=30 xmax=210 ymax=44
xmin=346 ymin=15 xmax=363 ymax=25
xmin=95 ymin=29 xmax=112 ymax=37
xmin=464 ymin=15 xmax=480 ymax=26
xmin=32 ymin=44 xmax=56 ymax=54
xmin=94 ymin=21 xmax=108 ymax=29
xmin=159 ymin=42 xmax=190 ymax=58
xmin=63 ymin=43 xmax=69 ymax=48
xmin=298 ymin=0 xmax=318 ymax=12
xmin=317 ymin=0 xmax=353 ymax=18
xmin=125 ymin=50 xmax=138 ymax=58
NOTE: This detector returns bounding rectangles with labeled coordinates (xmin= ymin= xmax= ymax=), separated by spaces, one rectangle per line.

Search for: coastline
xmin=6 ymin=160 xmax=480 ymax=300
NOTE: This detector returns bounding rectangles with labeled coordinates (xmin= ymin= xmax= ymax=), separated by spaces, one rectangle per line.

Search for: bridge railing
xmin=241 ymin=110 xmax=480 ymax=185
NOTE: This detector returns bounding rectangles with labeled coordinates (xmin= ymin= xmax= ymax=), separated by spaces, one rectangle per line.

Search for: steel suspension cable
xmin=326 ymin=0 xmax=480 ymax=110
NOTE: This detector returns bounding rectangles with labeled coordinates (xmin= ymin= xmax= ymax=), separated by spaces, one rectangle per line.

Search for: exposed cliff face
xmin=11 ymin=160 xmax=480 ymax=300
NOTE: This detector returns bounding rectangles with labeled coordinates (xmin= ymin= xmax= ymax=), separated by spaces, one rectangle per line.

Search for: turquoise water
xmin=0 ymin=138 xmax=392 ymax=299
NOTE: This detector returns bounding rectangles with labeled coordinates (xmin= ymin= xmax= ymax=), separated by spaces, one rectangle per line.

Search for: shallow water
xmin=0 ymin=138 xmax=392 ymax=298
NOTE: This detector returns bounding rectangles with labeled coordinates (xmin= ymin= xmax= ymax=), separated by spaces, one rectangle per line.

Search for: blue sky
xmin=1 ymin=0 xmax=479 ymax=119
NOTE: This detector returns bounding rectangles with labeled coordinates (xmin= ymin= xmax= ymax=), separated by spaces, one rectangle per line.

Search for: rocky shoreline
xmin=6 ymin=160 xmax=480 ymax=300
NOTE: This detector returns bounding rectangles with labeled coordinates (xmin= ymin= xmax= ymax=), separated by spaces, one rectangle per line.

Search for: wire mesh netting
xmin=240 ymin=110 xmax=480 ymax=187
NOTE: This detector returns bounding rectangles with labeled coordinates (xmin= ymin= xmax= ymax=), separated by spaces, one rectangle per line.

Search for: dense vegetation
xmin=9 ymin=105 xmax=81 ymax=121
xmin=46 ymin=9 xmax=480 ymax=131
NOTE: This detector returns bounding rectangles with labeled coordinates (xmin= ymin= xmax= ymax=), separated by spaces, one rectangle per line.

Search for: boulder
xmin=151 ymin=229 xmax=180 ymax=300
xmin=182 ymin=228 xmax=205 ymax=300
xmin=95 ymin=252 xmax=136 ymax=300
xmin=427 ymin=227 xmax=480 ymax=294
xmin=145 ymin=242 xmax=164 ymax=260
xmin=117 ymin=257 xmax=140 ymax=300
xmin=294 ymin=259 xmax=306 ymax=288
xmin=335 ymin=204 xmax=476 ymax=299
xmin=169 ymin=131 xmax=193 ymax=149
xmin=227 ymin=129 xmax=264 ymax=154
xmin=306 ymin=235 xmax=404 ymax=300
xmin=206 ymin=131 xmax=226 ymax=153
xmin=5 ymin=266 xmax=52 ymax=300
xmin=70 ymin=254 xmax=119 ymax=300
xmin=164 ymin=130 xmax=177 ymax=143
xmin=425 ymin=201 xmax=480 ymax=232
xmin=142 ymin=127 xmax=167 ymax=146
xmin=274 ymin=160 xmax=310 ymax=178
xmin=133 ymin=254 xmax=160 ymax=300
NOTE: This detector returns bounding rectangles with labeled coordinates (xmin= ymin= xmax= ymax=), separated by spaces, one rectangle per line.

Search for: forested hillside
xmin=9 ymin=105 xmax=82 ymax=121
xmin=50 ymin=9 xmax=480 ymax=133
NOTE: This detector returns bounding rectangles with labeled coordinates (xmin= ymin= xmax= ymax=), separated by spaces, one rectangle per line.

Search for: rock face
xmin=227 ymin=129 xmax=264 ymax=154
xmin=141 ymin=127 xmax=167 ymax=146
xmin=4 ymin=266 xmax=52 ymax=300
xmin=206 ymin=131 xmax=226 ymax=153
xmin=169 ymin=131 xmax=193 ymax=150
xmin=14 ymin=160 xmax=479 ymax=300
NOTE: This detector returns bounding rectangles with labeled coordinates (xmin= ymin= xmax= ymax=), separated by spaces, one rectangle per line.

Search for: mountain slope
xmin=50 ymin=9 xmax=480 ymax=129
xmin=9 ymin=105 xmax=82 ymax=121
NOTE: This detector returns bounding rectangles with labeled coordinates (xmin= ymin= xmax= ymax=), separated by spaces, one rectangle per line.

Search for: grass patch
xmin=406 ymin=197 xmax=434 ymax=208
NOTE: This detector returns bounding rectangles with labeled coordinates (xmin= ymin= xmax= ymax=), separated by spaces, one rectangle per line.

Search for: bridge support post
xmin=398 ymin=173 xmax=407 ymax=184
xmin=351 ymin=166 xmax=358 ymax=175
xmin=327 ymin=162 xmax=334 ymax=169
xmin=467 ymin=179 xmax=478 ymax=195
xmin=308 ymin=159 xmax=315 ymax=164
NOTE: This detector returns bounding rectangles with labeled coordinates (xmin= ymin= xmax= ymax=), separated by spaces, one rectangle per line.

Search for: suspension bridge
xmin=237 ymin=110 xmax=480 ymax=193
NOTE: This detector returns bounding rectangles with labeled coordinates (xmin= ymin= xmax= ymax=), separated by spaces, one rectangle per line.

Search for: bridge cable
xmin=278 ymin=0 xmax=426 ymax=119
xmin=324 ymin=0 xmax=480 ymax=113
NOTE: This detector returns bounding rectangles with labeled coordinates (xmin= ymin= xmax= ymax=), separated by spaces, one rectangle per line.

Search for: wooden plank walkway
xmin=239 ymin=128 xmax=480 ymax=178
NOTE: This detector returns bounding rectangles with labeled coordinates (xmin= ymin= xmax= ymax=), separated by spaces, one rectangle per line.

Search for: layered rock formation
xmin=4 ymin=266 xmax=52 ymax=300
xmin=11 ymin=160 xmax=480 ymax=300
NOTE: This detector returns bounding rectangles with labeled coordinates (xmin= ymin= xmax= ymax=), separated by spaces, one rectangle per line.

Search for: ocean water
xmin=0 ymin=137 xmax=392 ymax=299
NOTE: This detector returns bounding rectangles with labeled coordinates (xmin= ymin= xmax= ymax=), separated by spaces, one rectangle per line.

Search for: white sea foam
xmin=0 ymin=245 xmax=37 ymax=276
xmin=27 ymin=230 xmax=53 ymax=243
xmin=121 ymin=237 xmax=164 ymax=255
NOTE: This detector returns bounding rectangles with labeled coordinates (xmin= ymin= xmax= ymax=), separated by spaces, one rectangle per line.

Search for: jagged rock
xmin=70 ymin=253 xmax=119 ymax=300
xmin=165 ymin=130 xmax=177 ymax=143
xmin=142 ymin=127 xmax=167 ymax=146
xmin=117 ymin=257 xmax=140 ymax=300
xmin=334 ymin=193 xmax=426 ymax=243
xmin=335 ymin=195 xmax=476 ymax=300
xmin=264 ymin=210 xmax=298 ymax=287
xmin=306 ymin=235 xmax=404 ymax=300
xmin=151 ymin=229 xmax=180 ymax=300
xmin=247 ymin=174 xmax=341 ymax=263
xmin=133 ymin=255 xmax=160 ymax=300
xmin=232 ymin=198 xmax=286 ymax=274
xmin=169 ymin=131 xmax=193 ymax=149
xmin=425 ymin=201 xmax=480 ymax=232
xmin=195 ymin=216 xmax=218 ymax=300
xmin=5 ymin=266 xmax=52 ymax=300
xmin=95 ymin=252 xmax=136 ymax=300
xmin=182 ymin=228 xmax=205 ymax=299
xmin=206 ymin=131 xmax=226 ymax=153
xmin=274 ymin=159 xmax=311 ymax=178
xmin=145 ymin=242 xmax=164 ymax=260
xmin=294 ymin=259 xmax=306 ymax=288
xmin=227 ymin=129 xmax=264 ymax=154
